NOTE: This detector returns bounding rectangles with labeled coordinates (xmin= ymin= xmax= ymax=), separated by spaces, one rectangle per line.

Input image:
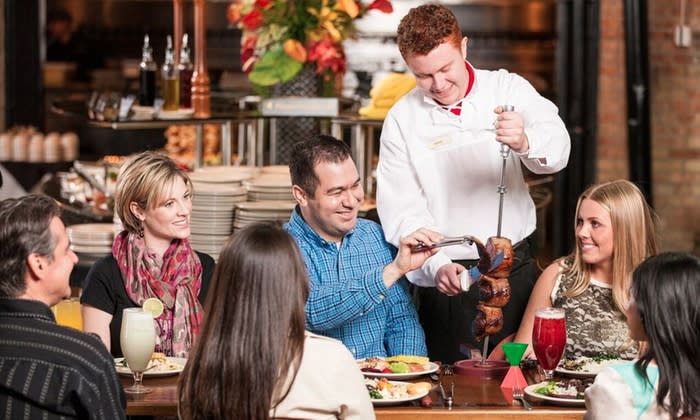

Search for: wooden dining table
xmin=121 ymin=366 xmax=586 ymax=419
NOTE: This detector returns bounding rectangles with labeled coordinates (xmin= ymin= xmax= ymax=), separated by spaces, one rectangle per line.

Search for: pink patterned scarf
xmin=113 ymin=231 xmax=203 ymax=357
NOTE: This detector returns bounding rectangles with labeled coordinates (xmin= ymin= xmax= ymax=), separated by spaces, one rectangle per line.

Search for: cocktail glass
xmin=532 ymin=307 xmax=566 ymax=380
xmin=120 ymin=308 xmax=156 ymax=394
xmin=52 ymin=297 xmax=83 ymax=330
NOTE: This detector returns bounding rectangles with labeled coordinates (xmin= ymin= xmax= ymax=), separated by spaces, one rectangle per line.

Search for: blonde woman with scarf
xmin=81 ymin=152 xmax=214 ymax=357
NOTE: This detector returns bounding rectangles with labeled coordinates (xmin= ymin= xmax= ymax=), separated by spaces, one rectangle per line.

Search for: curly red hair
xmin=397 ymin=4 xmax=462 ymax=58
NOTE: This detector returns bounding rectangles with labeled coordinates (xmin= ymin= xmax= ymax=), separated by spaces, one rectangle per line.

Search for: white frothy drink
xmin=120 ymin=308 xmax=156 ymax=371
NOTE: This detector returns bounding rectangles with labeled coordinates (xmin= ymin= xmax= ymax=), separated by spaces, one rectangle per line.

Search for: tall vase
xmin=271 ymin=64 xmax=321 ymax=164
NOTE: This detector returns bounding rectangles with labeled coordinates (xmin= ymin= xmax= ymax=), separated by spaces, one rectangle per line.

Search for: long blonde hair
xmin=563 ymin=179 xmax=658 ymax=313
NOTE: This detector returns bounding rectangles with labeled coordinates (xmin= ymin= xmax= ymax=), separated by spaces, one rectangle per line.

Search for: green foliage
xmin=248 ymin=47 xmax=303 ymax=86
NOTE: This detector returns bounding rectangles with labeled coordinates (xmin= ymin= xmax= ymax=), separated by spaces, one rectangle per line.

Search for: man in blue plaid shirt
xmin=285 ymin=135 xmax=443 ymax=359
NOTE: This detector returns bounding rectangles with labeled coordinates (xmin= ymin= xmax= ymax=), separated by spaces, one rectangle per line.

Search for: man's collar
xmin=289 ymin=205 xmax=354 ymax=247
xmin=0 ymin=297 xmax=55 ymax=322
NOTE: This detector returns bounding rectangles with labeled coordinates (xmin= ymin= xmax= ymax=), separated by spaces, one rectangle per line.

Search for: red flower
xmin=241 ymin=9 xmax=264 ymax=31
xmin=366 ymin=0 xmax=393 ymax=13
xmin=254 ymin=0 xmax=272 ymax=9
xmin=308 ymin=38 xmax=346 ymax=76
xmin=241 ymin=36 xmax=258 ymax=73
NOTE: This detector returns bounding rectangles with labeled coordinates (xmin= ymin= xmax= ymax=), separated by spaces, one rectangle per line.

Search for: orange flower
xmin=226 ymin=3 xmax=242 ymax=24
xmin=335 ymin=0 xmax=359 ymax=18
xmin=283 ymin=39 xmax=307 ymax=63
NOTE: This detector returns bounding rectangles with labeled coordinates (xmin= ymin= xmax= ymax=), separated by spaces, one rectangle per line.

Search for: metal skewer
xmin=481 ymin=104 xmax=514 ymax=365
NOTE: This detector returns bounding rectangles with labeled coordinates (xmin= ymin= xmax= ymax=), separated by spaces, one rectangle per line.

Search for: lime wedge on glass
xmin=142 ymin=298 xmax=164 ymax=318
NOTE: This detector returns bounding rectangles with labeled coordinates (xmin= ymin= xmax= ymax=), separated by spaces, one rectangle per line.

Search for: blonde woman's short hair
xmin=114 ymin=151 xmax=192 ymax=233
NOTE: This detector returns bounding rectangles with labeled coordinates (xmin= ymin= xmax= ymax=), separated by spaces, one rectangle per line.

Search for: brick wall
xmin=597 ymin=0 xmax=700 ymax=252
xmin=598 ymin=0 xmax=629 ymax=181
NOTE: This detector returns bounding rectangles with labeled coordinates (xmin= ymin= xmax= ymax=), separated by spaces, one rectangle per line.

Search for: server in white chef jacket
xmin=376 ymin=4 xmax=571 ymax=363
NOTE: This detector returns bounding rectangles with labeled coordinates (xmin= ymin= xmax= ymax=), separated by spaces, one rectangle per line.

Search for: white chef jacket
xmin=376 ymin=64 xmax=570 ymax=286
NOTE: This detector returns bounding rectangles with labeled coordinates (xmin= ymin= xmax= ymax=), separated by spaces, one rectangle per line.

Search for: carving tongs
xmin=413 ymin=235 xmax=477 ymax=252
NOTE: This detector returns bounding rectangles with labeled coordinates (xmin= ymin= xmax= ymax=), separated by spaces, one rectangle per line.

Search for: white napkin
xmin=460 ymin=270 xmax=472 ymax=292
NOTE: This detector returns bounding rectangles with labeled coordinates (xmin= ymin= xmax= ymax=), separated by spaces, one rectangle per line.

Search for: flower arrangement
xmin=227 ymin=0 xmax=393 ymax=87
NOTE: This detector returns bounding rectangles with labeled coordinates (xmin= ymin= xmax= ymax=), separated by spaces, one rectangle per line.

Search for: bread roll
xmin=407 ymin=382 xmax=432 ymax=395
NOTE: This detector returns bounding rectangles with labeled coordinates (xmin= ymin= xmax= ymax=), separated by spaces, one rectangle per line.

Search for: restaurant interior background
xmin=0 ymin=0 xmax=698 ymax=262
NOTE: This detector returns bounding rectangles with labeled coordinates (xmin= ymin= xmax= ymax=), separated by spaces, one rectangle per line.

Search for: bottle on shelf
xmin=178 ymin=33 xmax=194 ymax=109
xmin=138 ymin=34 xmax=157 ymax=107
xmin=162 ymin=35 xmax=180 ymax=111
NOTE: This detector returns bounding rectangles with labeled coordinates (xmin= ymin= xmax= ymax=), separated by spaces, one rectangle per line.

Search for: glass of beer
xmin=120 ymin=308 xmax=156 ymax=394
xmin=532 ymin=307 xmax=567 ymax=380
xmin=52 ymin=297 xmax=83 ymax=330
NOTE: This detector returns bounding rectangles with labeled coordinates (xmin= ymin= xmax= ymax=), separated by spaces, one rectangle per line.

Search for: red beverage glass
xmin=532 ymin=307 xmax=566 ymax=380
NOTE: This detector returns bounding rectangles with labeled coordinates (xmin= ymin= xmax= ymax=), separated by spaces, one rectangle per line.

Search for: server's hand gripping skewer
xmin=482 ymin=104 xmax=514 ymax=365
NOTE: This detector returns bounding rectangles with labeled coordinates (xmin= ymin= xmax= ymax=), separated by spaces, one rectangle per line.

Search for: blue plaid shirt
xmin=285 ymin=207 xmax=427 ymax=359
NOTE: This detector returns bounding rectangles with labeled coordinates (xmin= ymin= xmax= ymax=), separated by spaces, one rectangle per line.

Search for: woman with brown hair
xmin=81 ymin=151 xmax=215 ymax=357
xmin=513 ymin=179 xmax=658 ymax=359
xmin=178 ymin=223 xmax=374 ymax=420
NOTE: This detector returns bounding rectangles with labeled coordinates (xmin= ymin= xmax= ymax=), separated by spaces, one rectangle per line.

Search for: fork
xmin=438 ymin=381 xmax=455 ymax=409
xmin=512 ymin=387 xmax=532 ymax=410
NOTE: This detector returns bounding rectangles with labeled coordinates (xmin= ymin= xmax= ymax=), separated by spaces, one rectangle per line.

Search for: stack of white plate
xmin=243 ymin=173 xmax=294 ymax=202
xmin=189 ymin=178 xmax=249 ymax=261
xmin=260 ymin=165 xmax=290 ymax=176
xmin=233 ymin=201 xmax=296 ymax=233
xmin=188 ymin=165 xmax=258 ymax=185
xmin=67 ymin=223 xmax=117 ymax=257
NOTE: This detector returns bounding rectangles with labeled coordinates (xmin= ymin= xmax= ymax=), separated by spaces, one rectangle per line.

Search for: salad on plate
xmin=357 ymin=355 xmax=438 ymax=380
xmin=365 ymin=377 xmax=431 ymax=406
xmin=524 ymin=378 xmax=593 ymax=406
xmin=557 ymin=354 xmax=624 ymax=377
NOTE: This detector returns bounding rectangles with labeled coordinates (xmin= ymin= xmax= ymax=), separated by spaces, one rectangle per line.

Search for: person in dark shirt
xmin=45 ymin=8 xmax=104 ymax=81
xmin=0 ymin=194 xmax=126 ymax=419
xmin=46 ymin=8 xmax=77 ymax=62
xmin=81 ymin=152 xmax=214 ymax=358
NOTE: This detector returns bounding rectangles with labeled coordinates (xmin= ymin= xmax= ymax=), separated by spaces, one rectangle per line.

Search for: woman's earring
xmin=138 ymin=227 xmax=144 ymax=238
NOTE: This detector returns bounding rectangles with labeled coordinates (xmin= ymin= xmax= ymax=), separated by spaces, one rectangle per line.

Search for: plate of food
xmin=524 ymin=379 xmax=592 ymax=407
xmin=556 ymin=355 xmax=625 ymax=378
xmin=114 ymin=353 xmax=186 ymax=377
xmin=365 ymin=378 xmax=431 ymax=406
xmin=357 ymin=355 xmax=439 ymax=380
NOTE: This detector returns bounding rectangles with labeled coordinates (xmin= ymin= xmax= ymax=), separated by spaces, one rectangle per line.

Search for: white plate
xmin=524 ymin=382 xmax=585 ymax=407
xmin=71 ymin=245 xmax=111 ymax=254
xmin=189 ymin=167 xmax=254 ymax=184
xmin=260 ymin=165 xmax=290 ymax=175
xmin=67 ymin=223 xmax=116 ymax=240
xmin=556 ymin=357 xmax=625 ymax=378
xmin=114 ymin=357 xmax=186 ymax=377
xmin=359 ymin=360 xmax=440 ymax=381
xmin=369 ymin=381 xmax=430 ymax=406
xmin=158 ymin=109 xmax=194 ymax=120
